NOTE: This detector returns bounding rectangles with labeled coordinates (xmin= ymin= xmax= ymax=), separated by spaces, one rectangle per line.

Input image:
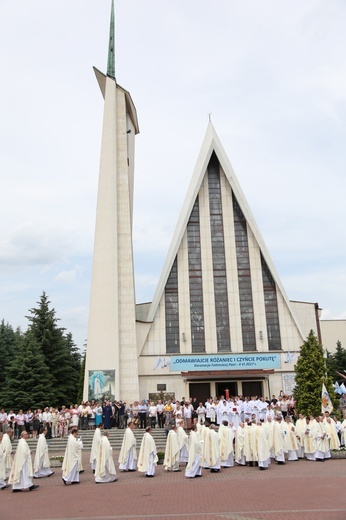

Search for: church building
xmin=83 ymin=2 xmax=328 ymax=404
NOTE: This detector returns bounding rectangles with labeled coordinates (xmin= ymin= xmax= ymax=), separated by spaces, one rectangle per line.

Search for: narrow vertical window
xmin=208 ymin=153 xmax=231 ymax=352
xmin=261 ymin=254 xmax=281 ymax=350
xmin=187 ymin=197 xmax=205 ymax=352
xmin=233 ymin=193 xmax=256 ymax=351
xmin=165 ymin=257 xmax=180 ymax=353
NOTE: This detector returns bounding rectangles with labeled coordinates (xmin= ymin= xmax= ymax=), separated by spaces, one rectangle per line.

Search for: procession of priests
xmin=1 ymin=407 xmax=345 ymax=492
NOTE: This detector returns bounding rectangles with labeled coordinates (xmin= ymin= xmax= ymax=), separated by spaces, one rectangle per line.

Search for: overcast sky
xmin=1 ymin=0 xmax=345 ymax=351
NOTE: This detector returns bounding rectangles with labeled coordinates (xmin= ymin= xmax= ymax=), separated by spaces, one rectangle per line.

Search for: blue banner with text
xmin=170 ymin=353 xmax=281 ymax=371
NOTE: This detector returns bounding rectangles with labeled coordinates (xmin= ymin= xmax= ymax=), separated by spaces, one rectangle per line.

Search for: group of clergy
xmin=2 ymin=411 xmax=344 ymax=491
xmin=0 ymin=427 xmax=54 ymax=492
xmin=234 ymin=412 xmax=343 ymax=467
xmin=163 ymin=411 xmax=345 ymax=477
xmin=88 ymin=421 xmax=158 ymax=481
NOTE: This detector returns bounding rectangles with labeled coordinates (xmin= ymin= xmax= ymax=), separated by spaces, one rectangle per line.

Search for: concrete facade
xmin=83 ymin=11 xmax=140 ymax=402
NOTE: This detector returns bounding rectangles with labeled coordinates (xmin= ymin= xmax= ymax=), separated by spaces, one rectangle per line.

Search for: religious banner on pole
xmin=321 ymin=383 xmax=333 ymax=414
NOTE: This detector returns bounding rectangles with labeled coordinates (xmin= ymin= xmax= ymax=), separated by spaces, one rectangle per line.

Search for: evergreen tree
xmin=26 ymin=292 xmax=81 ymax=407
xmin=2 ymin=332 xmax=54 ymax=410
xmin=77 ymin=351 xmax=86 ymax=404
xmin=0 ymin=320 xmax=20 ymax=390
xmin=326 ymin=349 xmax=338 ymax=382
xmin=64 ymin=332 xmax=82 ymax=404
xmin=293 ymin=330 xmax=336 ymax=416
xmin=328 ymin=341 xmax=346 ymax=382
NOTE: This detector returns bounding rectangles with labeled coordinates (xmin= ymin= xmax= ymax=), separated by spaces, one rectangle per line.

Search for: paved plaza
xmin=2 ymin=450 xmax=346 ymax=520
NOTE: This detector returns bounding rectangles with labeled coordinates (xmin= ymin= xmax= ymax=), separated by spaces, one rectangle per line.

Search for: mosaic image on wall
xmin=88 ymin=370 xmax=115 ymax=402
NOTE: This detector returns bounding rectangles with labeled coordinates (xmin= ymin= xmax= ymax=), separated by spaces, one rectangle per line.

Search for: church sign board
xmin=170 ymin=353 xmax=280 ymax=372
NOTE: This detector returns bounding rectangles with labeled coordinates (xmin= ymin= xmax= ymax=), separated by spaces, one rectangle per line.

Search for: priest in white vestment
xmin=138 ymin=427 xmax=158 ymax=477
xmin=164 ymin=426 xmax=181 ymax=471
xmin=301 ymin=418 xmax=316 ymax=461
xmin=283 ymin=417 xmax=299 ymax=461
xmin=177 ymin=425 xmax=189 ymax=463
xmin=62 ymin=428 xmax=82 ymax=485
xmin=341 ymin=418 xmax=346 ymax=446
xmin=264 ymin=417 xmax=274 ymax=458
xmin=95 ymin=431 xmax=117 ymax=483
xmin=272 ymin=417 xmax=286 ymax=464
xmin=243 ymin=422 xmax=256 ymax=466
xmin=0 ymin=433 xmax=10 ymax=489
xmin=33 ymin=428 xmax=54 ymax=478
xmin=90 ymin=425 xmax=102 ymax=472
xmin=205 ymin=425 xmax=221 ymax=472
xmin=324 ymin=417 xmax=340 ymax=450
xmin=118 ymin=422 xmax=137 ymax=471
xmin=255 ymin=422 xmax=271 ymax=470
xmin=314 ymin=416 xmax=330 ymax=461
xmin=295 ymin=414 xmax=307 ymax=458
xmin=185 ymin=425 xmax=202 ymax=478
xmin=2 ymin=428 xmax=13 ymax=478
xmin=218 ymin=421 xmax=234 ymax=467
xmin=235 ymin=423 xmax=246 ymax=465
xmin=229 ymin=401 xmax=240 ymax=430
xmin=9 ymin=431 xmax=39 ymax=492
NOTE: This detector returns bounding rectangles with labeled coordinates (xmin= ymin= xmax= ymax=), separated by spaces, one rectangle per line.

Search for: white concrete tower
xmin=84 ymin=1 xmax=140 ymax=402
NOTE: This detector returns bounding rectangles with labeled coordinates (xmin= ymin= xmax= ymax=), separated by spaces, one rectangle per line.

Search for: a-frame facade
xmin=136 ymin=123 xmax=315 ymax=401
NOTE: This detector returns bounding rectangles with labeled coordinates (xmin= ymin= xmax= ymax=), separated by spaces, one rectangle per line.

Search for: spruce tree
xmin=332 ymin=341 xmax=346 ymax=380
xmin=293 ymin=330 xmax=336 ymax=416
xmin=77 ymin=351 xmax=86 ymax=404
xmin=26 ymin=292 xmax=81 ymax=407
xmin=0 ymin=320 xmax=20 ymax=390
xmin=2 ymin=332 xmax=54 ymax=410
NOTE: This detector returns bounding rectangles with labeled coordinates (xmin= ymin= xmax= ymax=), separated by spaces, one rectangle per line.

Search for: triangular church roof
xmin=146 ymin=122 xmax=304 ymax=340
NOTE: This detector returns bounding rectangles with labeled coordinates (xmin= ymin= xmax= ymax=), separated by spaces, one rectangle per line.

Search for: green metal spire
xmin=107 ymin=0 xmax=115 ymax=79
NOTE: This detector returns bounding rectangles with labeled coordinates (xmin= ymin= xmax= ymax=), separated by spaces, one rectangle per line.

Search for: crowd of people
xmin=1 ymin=393 xmax=346 ymax=439
xmin=1 ymin=393 xmax=346 ymax=491
xmin=0 ymin=393 xmax=303 ymax=437
xmin=1 ymin=406 xmax=346 ymax=491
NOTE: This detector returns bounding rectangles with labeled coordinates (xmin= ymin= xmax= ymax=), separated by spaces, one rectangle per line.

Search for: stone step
xmin=11 ymin=428 xmax=168 ymax=452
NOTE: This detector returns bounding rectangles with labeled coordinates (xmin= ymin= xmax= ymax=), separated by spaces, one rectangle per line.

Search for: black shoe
xmin=195 ymin=475 xmax=202 ymax=477
xmin=29 ymin=485 xmax=39 ymax=491
xmin=146 ymin=474 xmax=154 ymax=478
xmin=79 ymin=470 xmax=85 ymax=474
xmin=277 ymin=461 xmax=285 ymax=465
xmin=128 ymin=469 xmax=136 ymax=472
xmin=92 ymin=470 xmax=95 ymax=474
xmin=12 ymin=489 xmax=22 ymax=493
xmin=1 ymin=484 xmax=10 ymax=490
xmin=259 ymin=467 xmax=266 ymax=470
xmin=62 ymin=478 xmax=67 ymax=485
xmin=47 ymin=472 xmax=55 ymax=477
xmin=71 ymin=481 xmax=80 ymax=484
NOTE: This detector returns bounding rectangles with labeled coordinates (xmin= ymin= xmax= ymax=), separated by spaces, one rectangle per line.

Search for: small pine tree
xmin=2 ymin=332 xmax=55 ymax=410
xmin=293 ymin=330 xmax=336 ymax=416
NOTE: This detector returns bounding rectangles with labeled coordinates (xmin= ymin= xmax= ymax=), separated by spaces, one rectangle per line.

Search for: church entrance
xmin=189 ymin=382 xmax=210 ymax=404
xmin=242 ymin=381 xmax=263 ymax=397
xmin=215 ymin=381 xmax=238 ymax=398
